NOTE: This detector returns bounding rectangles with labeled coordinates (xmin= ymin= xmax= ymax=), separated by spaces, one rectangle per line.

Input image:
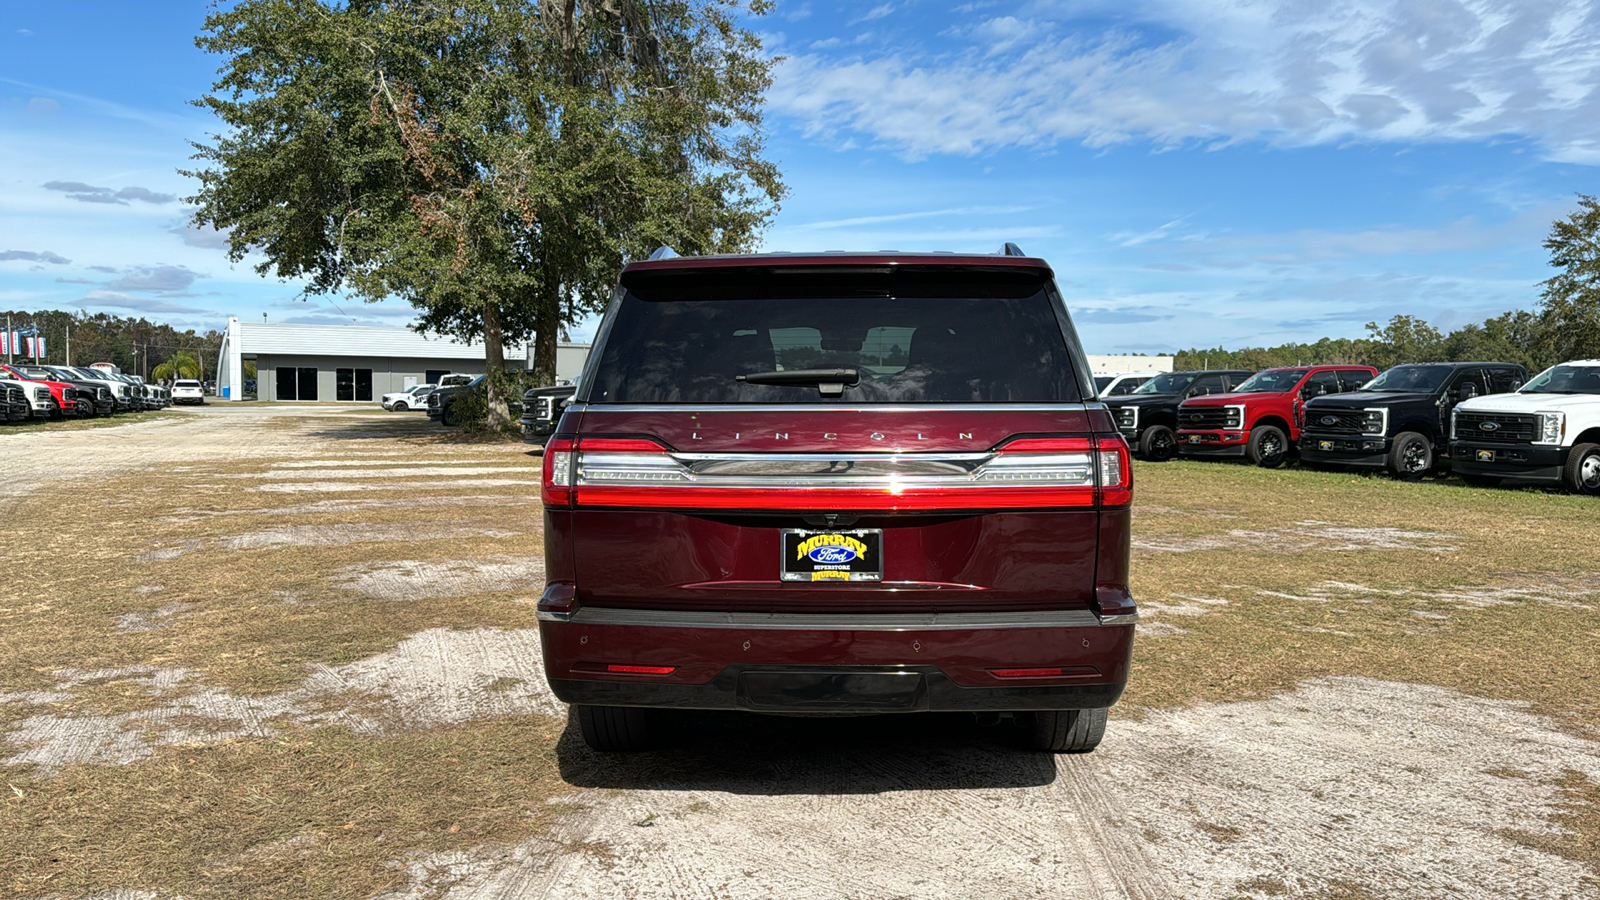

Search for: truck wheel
xmin=1247 ymin=425 xmax=1288 ymax=468
xmin=1023 ymin=708 xmax=1107 ymax=753
xmin=1387 ymin=431 xmax=1432 ymax=479
xmin=394 ymin=401 xmax=409 ymax=411
xmin=441 ymin=404 xmax=460 ymax=427
xmin=575 ymin=705 xmax=657 ymax=752
xmin=1459 ymin=473 xmax=1501 ymax=487
xmin=1139 ymin=425 xmax=1177 ymax=461
xmin=1564 ymin=443 xmax=1600 ymax=495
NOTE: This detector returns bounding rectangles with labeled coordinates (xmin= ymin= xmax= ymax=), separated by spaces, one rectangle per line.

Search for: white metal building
xmin=1086 ymin=355 xmax=1175 ymax=376
xmin=217 ymin=318 xmax=590 ymax=401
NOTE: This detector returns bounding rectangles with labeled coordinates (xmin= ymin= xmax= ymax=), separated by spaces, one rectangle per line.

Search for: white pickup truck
xmin=1450 ymin=359 xmax=1600 ymax=495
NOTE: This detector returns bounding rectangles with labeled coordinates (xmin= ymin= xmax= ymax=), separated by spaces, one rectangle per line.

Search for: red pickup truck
xmin=1175 ymin=365 xmax=1377 ymax=467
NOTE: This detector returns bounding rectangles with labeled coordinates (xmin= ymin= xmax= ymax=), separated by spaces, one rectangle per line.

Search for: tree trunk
xmin=534 ymin=280 xmax=560 ymax=386
xmin=482 ymin=303 xmax=511 ymax=429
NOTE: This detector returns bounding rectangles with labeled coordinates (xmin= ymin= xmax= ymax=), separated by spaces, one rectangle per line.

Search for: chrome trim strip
xmin=576 ymin=403 xmax=1094 ymax=413
xmin=670 ymin=451 xmax=994 ymax=462
xmin=548 ymin=607 xmax=1106 ymax=630
xmin=1096 ymin=613 xmax=1140 ymax=626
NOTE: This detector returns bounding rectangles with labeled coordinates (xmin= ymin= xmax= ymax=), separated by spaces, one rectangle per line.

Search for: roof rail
xmin=1000 ymin=242 xmax=1026 ymax=257
xmin=648 ymin=246 xmax=679 ymax=261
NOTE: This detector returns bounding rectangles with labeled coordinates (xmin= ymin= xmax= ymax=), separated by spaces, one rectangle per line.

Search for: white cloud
xmin=771 ymin=0 xmax=1600 ymax=161
xmin=103 ymin=265 xmax=201 ymax=294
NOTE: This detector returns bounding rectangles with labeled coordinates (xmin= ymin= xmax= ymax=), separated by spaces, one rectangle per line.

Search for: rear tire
xmin=575 ymin=705 xmax=657 ymax=752
xmin=1459 ymin=473 xmax=1501 ymax=487
xmin=1023 ymin=708 xmax=1107 ymax=753
xmin=1139 ymin=425 xmax=1177 ymax=461
xmin=1387 ymin=431 xmax=1432 ymax=479
xmin=1564 ymin=443 xmax=1600 ymax=495
xmin=1247 ymin=425 xmax=1288 ymax=468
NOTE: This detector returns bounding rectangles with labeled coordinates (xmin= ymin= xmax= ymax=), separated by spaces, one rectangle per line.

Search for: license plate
xmin=1476 ymin=449 xmax=1495 ymax=462
xmin=1318 ymin=441 xmax=1333 ymax=451
xmin=781 ymin=529 xmax=883 ymax=583
xmin=1188 ymin=435 xmax=1202 ymax=444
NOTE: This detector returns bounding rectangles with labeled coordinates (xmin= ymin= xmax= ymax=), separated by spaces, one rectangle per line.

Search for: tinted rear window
xmin=588 ymin=268 xmax=1084 ymax=404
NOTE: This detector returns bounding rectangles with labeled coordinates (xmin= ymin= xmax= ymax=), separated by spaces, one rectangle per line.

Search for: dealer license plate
xmin=1187 ymin=435 xmax=1202 ymax=444
xmin=1318 ymin=441 xmax=1333 ymax=451
xmin=781 ymin=529 xmax=883 ymax=583
xmin=1476 ymin=449 xmax=1495 ymax=462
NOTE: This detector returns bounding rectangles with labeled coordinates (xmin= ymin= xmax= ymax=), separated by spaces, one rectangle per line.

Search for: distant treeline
xmin=1173 ymin=310 xmax=1552 ymax=373
xmin=0 ymin=310 xmax=224 ymax=381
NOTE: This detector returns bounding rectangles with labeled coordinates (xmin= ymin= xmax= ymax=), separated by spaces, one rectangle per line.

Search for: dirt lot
xmin=1 ymin=406 xmax=1597 ymax=899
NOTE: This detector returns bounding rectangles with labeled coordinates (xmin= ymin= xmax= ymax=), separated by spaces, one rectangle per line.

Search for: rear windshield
xmin=587 ymin=267 xmax=1083 ymax=404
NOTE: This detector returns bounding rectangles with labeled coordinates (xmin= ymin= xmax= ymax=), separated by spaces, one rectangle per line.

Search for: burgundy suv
xmin=538 ymin=248 xmax=1136 ymax=753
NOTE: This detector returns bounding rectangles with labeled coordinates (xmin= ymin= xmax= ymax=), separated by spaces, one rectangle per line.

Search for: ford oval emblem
xmin=1320 ymin=415 xmax=1337 ymax=426
xmin=1189 ymin=413 xmax=1202 ymax=422
xmin=808 ymin=545 xmax=858 ymax=564
xmin=1479 ymin=421 xmax=1500 ymax=432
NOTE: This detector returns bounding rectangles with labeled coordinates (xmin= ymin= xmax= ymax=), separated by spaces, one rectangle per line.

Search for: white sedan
xmin=382 ymin=384 xmax=435 ymax=411
xmin=171 ymin=379 xmax=206 ymax=404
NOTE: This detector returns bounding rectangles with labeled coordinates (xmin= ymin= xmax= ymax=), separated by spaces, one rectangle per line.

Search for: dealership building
xmin=217 ymin=317 xmax=590 ymax=402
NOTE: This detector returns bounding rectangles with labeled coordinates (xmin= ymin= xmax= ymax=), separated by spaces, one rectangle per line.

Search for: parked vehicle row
xmin=1104 ymin=358 xmax=1600 ymax=495
xmin=0 ymin=362 xmax=172 ymax=422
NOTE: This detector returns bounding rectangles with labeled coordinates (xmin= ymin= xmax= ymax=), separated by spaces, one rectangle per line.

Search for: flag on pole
xmin=36 ymin=336 xmax=45 ymax=358
xmin=25 ymin=337 xmax=36 ymax=358
xmin=0 ymin=332 xmax=8 ymax=354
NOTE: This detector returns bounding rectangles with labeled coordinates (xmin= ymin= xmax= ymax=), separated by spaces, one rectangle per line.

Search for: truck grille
xmin=1308 ymin=410 xmax=1367 ymax=434
xmin=1180 ymin=407 xmax=1233 ymax=429
xmin=1456 ymin=412 xmax=1537 ymax=443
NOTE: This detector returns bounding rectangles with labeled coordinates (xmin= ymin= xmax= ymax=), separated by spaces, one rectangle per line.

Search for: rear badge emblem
xmin=1479 ymin=421 xmax=1500 ymax=432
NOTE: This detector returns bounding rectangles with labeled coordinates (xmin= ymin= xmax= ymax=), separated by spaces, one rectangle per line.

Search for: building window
xmin=337 ymin=368 xmax=373 ymax=402
xmin=277 ymin=367 xmax=319 ymax=401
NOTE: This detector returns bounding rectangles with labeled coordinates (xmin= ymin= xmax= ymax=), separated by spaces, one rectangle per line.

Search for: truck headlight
xmin=1117 ymin=406 xmax=1138 ymax=430
xmin=1363 ymin=408 xmax=1388 ymax=436
xmin=1224 ymin=405 xmax=1245 ymax=429
xmin=1536 ymin=412 xmax=1565 ymax=445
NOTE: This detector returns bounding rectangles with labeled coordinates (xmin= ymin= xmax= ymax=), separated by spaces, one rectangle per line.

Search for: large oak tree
xmin=187 ymin=0 xmax=784 ymax=425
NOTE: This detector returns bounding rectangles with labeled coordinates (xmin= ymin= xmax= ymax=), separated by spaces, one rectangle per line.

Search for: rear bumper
xmin=1175 ymin=430 xmax=1248 ymax=457
xmin=539 ymin=606 xmax=1134 ymax=713
xmin=1450 ymin=442 xmax=1567 ymax=482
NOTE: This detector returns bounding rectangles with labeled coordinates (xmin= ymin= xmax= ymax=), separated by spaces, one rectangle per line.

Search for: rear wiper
xmin=737 ymin=368 xmax=860 ymax=398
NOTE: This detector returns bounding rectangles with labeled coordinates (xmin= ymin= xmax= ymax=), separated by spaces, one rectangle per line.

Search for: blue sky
xmin=2 ymin=1 xmax=1597 ymax=354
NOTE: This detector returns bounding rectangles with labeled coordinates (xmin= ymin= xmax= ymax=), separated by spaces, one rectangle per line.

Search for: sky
xmin=2 ymin=0 xmax=1598 ymax=355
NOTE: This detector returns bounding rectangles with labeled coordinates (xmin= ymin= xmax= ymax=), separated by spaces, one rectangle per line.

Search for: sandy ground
xmin=3 ymin=406 xmax=1598 ymax=898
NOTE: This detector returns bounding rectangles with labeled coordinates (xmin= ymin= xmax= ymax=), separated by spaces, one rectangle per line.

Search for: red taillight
xmin=604 ymin=664 xmax=676 ymax=675
xmin=1093 ymin=435 xmax=1133 ymax=507
xmin=541 ymin=436 xmax=576 ymax=507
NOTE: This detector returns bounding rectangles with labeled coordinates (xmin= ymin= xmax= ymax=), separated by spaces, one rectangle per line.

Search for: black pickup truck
xmin=518 ymin=384 xmax=577 ymax=447
xmin=1300 ymin=361 xmax=1526 ymax=477
xmin=1103 ymin=370 xmax=1255 ymax=460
